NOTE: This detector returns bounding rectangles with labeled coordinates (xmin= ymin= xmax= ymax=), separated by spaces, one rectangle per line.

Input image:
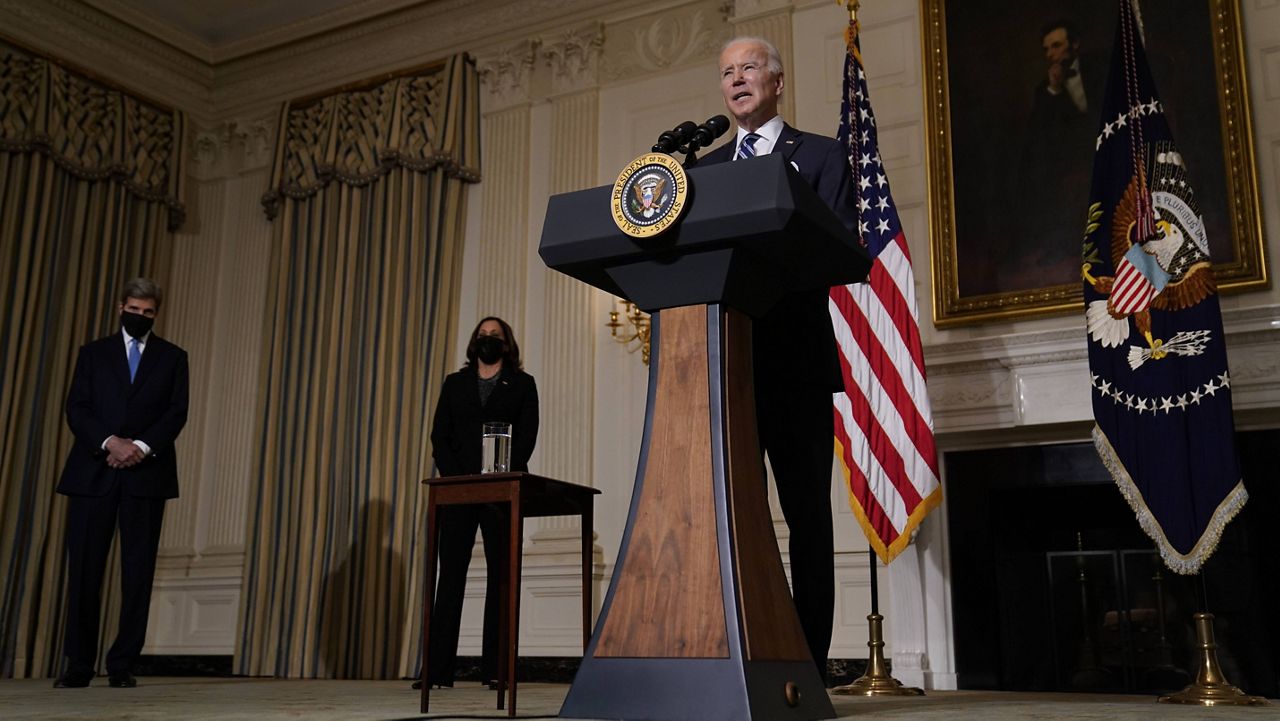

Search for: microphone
xmin=688 ymin=115 xmax=730 ymax=150
xmin=652 ymin=121 xmax=698 ymax=154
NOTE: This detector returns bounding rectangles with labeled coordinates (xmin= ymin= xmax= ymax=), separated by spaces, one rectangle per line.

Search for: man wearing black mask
xmin=54 ymin=277 xmax=189 ymax=689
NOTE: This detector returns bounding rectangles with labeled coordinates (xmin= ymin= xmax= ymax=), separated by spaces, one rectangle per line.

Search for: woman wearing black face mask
xmin=420 ymin=316 xmax=539 ymax=690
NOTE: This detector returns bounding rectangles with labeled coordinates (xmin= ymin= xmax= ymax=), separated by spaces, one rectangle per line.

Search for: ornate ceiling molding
xmin=0 ymin=0 xmax=214 ymax=118
xmin=209 ymin=0 xmax=626 ymax=119
xmin=476 ymin=39 xmax=539 ymax=112
xmin=6 ymin=0 xmax=711 ymax=122
xmin=541 ymin=23 xmax=606 ymax=96
xmin=600 ymin=0 xmax=729 ymax=84
xmin=191 ymin=116 xmax=276 ymax=181
xmin=85 ymin=0 xmax=429 ymax=65
xmin=728 ymin=0 xmax=793 ymax=22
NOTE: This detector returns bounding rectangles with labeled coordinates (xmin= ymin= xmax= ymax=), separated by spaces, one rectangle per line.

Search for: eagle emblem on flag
xmin=1083 ymin=141 xmax=1215 ymax=368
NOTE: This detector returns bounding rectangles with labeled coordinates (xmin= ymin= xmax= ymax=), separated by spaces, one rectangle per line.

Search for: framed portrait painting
xmin=922 ymin=0 xmax=1265 ymax=327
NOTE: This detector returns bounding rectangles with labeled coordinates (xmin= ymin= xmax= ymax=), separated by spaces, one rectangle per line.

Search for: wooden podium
xmin=539 ymin=152 xmax=870 ymax=721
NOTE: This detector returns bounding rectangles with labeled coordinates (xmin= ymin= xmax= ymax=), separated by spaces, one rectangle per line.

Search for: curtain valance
xmin=0 ymin=40 xmax=186 ymax=230
xmin=261 ymin=55 xmax=480 ymax=220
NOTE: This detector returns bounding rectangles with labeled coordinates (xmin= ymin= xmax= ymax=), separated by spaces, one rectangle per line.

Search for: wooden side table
xmin=419 ymin=472 xmax=599 ymax=717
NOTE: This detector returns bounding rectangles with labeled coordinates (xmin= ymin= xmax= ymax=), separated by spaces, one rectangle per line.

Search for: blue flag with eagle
xmin=1081 ymin=0 xmax=1246 ymax=574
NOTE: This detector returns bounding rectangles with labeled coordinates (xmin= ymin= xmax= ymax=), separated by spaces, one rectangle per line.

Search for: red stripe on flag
xmin=836 ymin=283 xmax=939 ymax=486
xmin=833 ymin=329 xmax=913 ymax=519
xmin=1111 ymin=261 xmax=1154 ymax=314
xmin=856 ymin=258 xmax=940 ymax=479
xmin=832 ymin=287 xmax=927 ymax=509
xmin=833 ymin=404 xmax=899 ymax=546
xmin=867 ymin=237 xmax=926 ymax=378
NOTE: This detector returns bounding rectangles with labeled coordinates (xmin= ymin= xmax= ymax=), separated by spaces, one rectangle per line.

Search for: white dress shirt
xmin=732 ymin=115 xmax=785 ymax=159
xmin=102 ymin=327 xmax=153 ymax=456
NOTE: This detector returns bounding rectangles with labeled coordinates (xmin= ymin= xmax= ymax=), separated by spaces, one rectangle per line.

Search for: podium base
xmin=560 ymin=658 xmax=835 ymax=721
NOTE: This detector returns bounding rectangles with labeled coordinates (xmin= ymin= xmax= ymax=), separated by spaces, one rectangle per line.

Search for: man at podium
xmin=697 ymin=36 xmax=858 ymax=682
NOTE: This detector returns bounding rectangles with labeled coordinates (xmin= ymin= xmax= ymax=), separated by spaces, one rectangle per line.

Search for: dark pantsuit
xmin=427 ymin=505 xmax=506 ymax=684
xmin=428 ymin=364 xmax=538 ymax=684
xmin=757 ymin=380 xmax=836 ymax=675
xmin=63 ymin=488 xmax=166 ymax=674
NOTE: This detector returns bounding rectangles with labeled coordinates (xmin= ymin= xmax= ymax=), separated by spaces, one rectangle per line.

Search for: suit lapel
xmin=107 ymin=333 xmax=132 ymax=387
xmin=775 ymin=123 xmax=804 ymax=164
xmin=130 ymin=336 xmax=164 ymax=392
xmin=698 ymin=141 xmax=734 ymax=166
xmin=462 ymin=368 xmax=484 ymax=415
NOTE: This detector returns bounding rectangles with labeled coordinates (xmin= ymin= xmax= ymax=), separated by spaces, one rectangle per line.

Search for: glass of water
xmin=481 ymin=421 xmax=512 ymax=473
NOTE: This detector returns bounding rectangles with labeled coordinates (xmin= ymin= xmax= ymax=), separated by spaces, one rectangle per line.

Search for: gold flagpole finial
xmin=837 ymin=0 xmax=860 ymax=22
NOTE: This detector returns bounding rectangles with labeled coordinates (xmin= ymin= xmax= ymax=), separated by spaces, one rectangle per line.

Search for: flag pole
xmin=830 ymin=546 xmax=923 ymax=696
xmin=828 ymin=0 xmax=923 ymax=698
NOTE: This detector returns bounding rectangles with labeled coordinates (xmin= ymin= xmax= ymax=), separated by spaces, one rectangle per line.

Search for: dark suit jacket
xmin=699 ymin=123 xmax=858 ymax=391
xmin=57 ymin=333 xmax=190 ymax=499
xmin=430 ymin=366 xmax=539 ymax=477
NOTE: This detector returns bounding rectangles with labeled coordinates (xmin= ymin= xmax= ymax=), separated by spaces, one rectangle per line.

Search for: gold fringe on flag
xmin=835 ymin=437 xmax=944 ymax=565
xmin=1093 ymin=426 xmax=1248 ymax=575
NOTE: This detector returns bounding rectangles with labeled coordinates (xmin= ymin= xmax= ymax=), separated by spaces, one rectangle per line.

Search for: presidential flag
xmin=830 ymin=13 xmax=942 ymax=564
xmin=1082 ymin=0 xmax=1246 ymax=574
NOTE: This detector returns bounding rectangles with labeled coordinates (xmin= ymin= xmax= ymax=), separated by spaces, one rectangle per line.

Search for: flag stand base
xmin=831 ymin=614 xmax=924 ymax=697
xmin=1157 ymin=613 xmax=1269 ymax=706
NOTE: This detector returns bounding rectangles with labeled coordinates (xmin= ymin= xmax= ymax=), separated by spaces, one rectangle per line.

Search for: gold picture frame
xmin=922 ymin=0 xmax=1266 ymax=327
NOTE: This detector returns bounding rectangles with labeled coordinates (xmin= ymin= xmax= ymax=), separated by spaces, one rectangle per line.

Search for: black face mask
xmin=474 ymin=335 xmax=505 ymax=364
xmin=120 ymin=311 xmax=154 ymax=339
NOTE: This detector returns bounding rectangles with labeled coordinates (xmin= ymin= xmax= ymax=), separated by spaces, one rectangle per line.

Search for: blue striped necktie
xmin=128 ymin=338 xmax=141 ymax=382
xmin=736 ymin=133 xmax=761 ymax=160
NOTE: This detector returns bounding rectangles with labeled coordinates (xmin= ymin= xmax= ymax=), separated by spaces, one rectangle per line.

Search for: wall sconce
xmin=606 ymin=298 xmax=651 ymax=365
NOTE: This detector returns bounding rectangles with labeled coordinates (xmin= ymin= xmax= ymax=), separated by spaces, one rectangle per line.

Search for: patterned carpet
xmin=0 ymin=677 xmax=1273 ymax=720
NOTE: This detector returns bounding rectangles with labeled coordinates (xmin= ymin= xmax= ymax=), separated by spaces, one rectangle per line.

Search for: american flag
xmin=829 ymin=16 xmax=942 ymax=564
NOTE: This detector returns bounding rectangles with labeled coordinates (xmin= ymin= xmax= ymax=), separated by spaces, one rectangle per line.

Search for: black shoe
xmin=53 ymin=668 xmax=94 ymax=688
xmin=108 ymin=671 xmax=137 ymax=688
xmin=411 ymin=679 xmax=422 ymax=690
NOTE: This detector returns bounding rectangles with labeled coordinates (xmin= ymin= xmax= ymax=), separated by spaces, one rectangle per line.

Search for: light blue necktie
xmin=128 ymin=338 xmax=141 ymax=382
xmin=736 ymin=132 xmax=761 ymax=160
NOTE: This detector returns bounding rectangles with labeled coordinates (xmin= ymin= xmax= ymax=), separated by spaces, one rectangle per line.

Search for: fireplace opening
xmin=946 ymin=429 xmax=1279 ymax=697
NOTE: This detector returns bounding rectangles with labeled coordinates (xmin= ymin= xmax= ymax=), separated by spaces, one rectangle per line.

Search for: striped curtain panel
xmin=238 ymin=55 xmax=479 ymax=679
xmin=0 ymin=40 xmax=185 ymax=678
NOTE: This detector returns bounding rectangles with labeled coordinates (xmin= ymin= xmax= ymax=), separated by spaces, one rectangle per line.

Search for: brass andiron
xmin=832 ymin=612 xmax=924 ymax=696
xmin=1157 ymin=613 xmax=1269 ymax=706
xmin=1069 ymin=532 xmax=1111 ymax=690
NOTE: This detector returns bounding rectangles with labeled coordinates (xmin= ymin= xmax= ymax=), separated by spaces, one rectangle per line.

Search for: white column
xmin=147 ymin=118 xmax=275 ymax=654
xmin=884 ymin=543 xmax=928 ymax=689
xmin=475 ymin=40 xmax=537 ymax=328
xmin=533 ymin=25 xmax=604 ymax=546
xmin=730 ymin=0 xmax=796 ymax=124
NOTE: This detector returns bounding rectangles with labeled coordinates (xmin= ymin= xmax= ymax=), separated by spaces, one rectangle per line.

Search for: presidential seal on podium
xmin=611 ymin=152 xmax=689 ymax=239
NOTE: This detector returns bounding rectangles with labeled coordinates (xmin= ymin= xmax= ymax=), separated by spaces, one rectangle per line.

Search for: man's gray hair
xmin=721 ymin=37 xmax=784 ymax=77
xmin=120 ymin=277 xmax=164 ymax=308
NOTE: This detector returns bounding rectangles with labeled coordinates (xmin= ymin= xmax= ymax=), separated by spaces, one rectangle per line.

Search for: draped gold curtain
xmin=0 ymin=40 xmax=185 ymax=678
xmin=237 ymin=54 xmax=479 ymax=679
